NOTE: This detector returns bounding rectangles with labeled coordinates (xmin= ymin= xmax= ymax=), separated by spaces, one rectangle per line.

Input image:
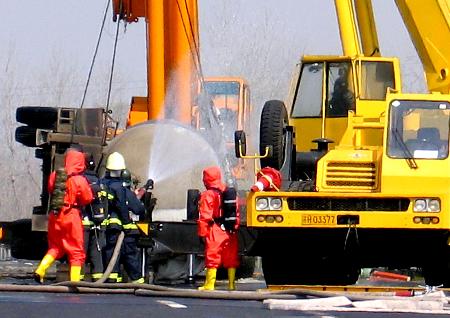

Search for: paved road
xmin=0 ymin=291 xmax=448 ymax=318
xmin=0 ymin=260 xmax=448 ymax=317
xmin=0 ymin=292 xmax=448 ymax=318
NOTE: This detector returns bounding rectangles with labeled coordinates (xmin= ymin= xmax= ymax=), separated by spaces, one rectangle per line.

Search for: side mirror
xmin=234 ymin=130 xmax=247 ymax=158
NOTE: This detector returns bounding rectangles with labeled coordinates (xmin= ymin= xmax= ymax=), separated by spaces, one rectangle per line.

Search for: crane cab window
xmin=387 ymin=100 xmax=450 ymax=159
xmin=360 ymin=62 xmax=395 ymax=100
xmin=291 ymin=62 xmax=356 ymax=118
xmin=291 ymin=62 xmax=324 ymax=118
xmin=327 ymin=62 xmax=355 ymax=116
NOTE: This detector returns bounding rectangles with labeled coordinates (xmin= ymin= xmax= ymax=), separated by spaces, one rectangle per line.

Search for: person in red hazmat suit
xmin=34 ymin=148 xmax=94 ymax=283
xmin=197 ymin=166 xmax=239 ymax=291
xmin=250 ymin=167 xmax=282 ymax=192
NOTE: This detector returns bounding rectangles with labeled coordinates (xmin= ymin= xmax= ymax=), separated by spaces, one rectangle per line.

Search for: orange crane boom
xmin=112 ymin=0 xmax=200 ymax=126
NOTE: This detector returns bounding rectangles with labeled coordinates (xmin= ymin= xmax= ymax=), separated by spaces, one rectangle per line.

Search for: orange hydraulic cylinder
xmin=120 ymin=0 xmax=200 ymax=126
xmin=145 ymin=0 xmax=199 ymax=123
xmin=147 ymin=0 xmax=166 ymax=120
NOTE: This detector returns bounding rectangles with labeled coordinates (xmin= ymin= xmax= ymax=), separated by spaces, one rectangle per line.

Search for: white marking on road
xmin=157 ymin=300 xmax=187 ymax=309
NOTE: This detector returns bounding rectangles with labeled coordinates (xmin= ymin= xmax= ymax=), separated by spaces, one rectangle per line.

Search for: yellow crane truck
xmin=236 ymin=0 xmax=450 ymax=286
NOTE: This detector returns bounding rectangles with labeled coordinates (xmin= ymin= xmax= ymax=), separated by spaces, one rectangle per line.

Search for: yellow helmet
xmin=106 ymin=152 xmax=126 ymax=170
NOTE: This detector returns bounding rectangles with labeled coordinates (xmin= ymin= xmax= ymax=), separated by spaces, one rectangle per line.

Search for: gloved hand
xmin=144 ymin=179 xmax=154 ymax=190
xmin=135 ymin=187 xmax=145 ymax=200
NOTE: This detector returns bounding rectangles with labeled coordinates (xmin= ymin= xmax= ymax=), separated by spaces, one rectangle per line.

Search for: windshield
xmin=387 ymin=100 xmax=450 ymax=159
xmin=203 ymin=81 xmax=240 ymax=142
xmin=204 ymin=81 xmax=240 ymax=109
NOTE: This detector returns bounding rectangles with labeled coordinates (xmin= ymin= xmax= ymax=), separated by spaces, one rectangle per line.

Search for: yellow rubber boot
xmin=228 ymin=268 xmax=236 ymax=290
xmin=34 ymin=254 xmax=55 ymax=284
xmin=132 ymin=277 xmax=145 ymax=284
xmin=70 ymin=265 xmax=82 ymax=282
xmin=198 ymin=268 xmax=217 ymax=291
xmin=91 ymin=273 xmax=103 ymax=282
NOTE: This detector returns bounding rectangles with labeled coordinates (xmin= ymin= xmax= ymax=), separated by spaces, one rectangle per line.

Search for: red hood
xmin=65 ymin=149 xmax=86 ymax=176
xmin=202 ymin=166 xmax=225 ymax=191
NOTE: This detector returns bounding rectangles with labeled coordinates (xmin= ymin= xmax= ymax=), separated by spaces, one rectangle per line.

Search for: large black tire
xmin=216 ymin=256 xmax=256 ymax=279
xmin=235 ymin=256 xmax=256 ymax=278
xmin=16 ymin=106 xmax=58 ymax=129
xmin=423 ymin=246 xmax=450 ymax=287
xmin=262 ymin=253 xmax=360 ymax=286
xmin=9 ymin=219 xmax=48 ymax=260
xmin=259 ymin=100 xmax=288 ymax=170
xmin=262 ymin=254 xmax=326 ymax=285
xmin=15 ymin=126 xmax=37 ymax=147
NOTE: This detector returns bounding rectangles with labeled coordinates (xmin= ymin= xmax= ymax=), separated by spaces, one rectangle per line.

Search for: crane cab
xmin=287 ymin=56 xmax=401 ymax=153
xmin=192 ymin=77 xmax=254 ymax=186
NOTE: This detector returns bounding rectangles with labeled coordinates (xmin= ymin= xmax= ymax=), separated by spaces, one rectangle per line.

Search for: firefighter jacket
xmin=46 ymin=149 xmax=94 ymax=266
xmin=82 ymin=170 xmax=101 ymax=228
xmin=102 ymin=177 xmax=145 ymax=233
xmin=124 ymin=187 xmax=146 ymax=234
xmin=197 ymin=166 xmax=240 ymax=269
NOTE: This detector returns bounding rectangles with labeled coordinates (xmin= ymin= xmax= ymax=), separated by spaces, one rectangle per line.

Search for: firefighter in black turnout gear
xmin=120 ymin=169 xmax=148 ymax=282
xmin=82 ymin=155 xmax=106 ymax=281
xmin=102 ymin=152 xmax=146 ymax=283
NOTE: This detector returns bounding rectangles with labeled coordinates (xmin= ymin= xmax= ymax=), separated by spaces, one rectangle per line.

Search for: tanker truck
xmin=11 ymin=0 xmax=256 ymax=283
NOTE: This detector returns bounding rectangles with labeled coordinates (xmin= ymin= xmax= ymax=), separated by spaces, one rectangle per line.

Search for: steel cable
xmin=80 ymin=0 xmax=112 ymax=109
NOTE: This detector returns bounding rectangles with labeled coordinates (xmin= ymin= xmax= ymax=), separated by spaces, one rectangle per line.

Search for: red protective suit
xmin=46 ymin=150 xmax=93 ymax=266
xmin=197 ymin=166 xmax=239 ymax=269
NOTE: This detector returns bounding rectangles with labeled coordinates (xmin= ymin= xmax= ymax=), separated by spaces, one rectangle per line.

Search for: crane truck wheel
xmin=15 ymin=126 xmax=38 ymax=147
xmin=259 ymin=100 xmax=288 ymax=170
xmin=9 ymin=219 xmax=47 ymax=260
xmin=261 ymin=253 xmax=314 ymax=285
xmin=16 ymin=106 xmax=58 ymax=129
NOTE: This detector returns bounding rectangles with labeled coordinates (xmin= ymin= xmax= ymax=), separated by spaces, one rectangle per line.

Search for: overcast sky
xmin=1 ymin=0 xmax=425 ymax=119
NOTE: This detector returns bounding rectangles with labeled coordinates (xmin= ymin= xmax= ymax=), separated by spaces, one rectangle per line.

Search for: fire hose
xmin=94 ymin=230 xmax=124 ymax=284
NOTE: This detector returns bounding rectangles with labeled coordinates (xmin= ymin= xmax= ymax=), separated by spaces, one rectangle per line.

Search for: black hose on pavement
xmin=94 ymin=231 xmax=125 ymax=284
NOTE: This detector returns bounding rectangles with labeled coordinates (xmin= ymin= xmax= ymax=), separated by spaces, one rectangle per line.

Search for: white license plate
xmin=301 ymin=214 xmax=336 ymax=225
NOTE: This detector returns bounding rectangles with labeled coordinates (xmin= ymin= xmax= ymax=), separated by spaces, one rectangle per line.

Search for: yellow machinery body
xmin=245 ymin=0 xmax=450 ymax=286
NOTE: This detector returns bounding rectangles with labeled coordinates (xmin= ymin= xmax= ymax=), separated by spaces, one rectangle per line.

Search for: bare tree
xmin=0 ymin=45 xmax=41 ymax=221
xmin=0 ymin=44 xmax=133 ymax=221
